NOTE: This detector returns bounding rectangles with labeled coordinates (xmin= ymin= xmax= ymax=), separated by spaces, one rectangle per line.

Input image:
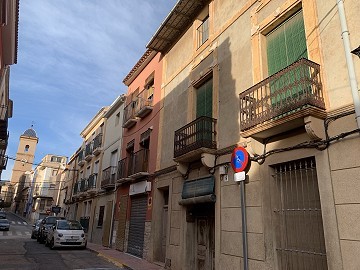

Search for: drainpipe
xmin=336 ymin=0 xmax=360 ymax=129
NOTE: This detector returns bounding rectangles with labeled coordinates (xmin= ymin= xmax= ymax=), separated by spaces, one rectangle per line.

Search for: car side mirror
xmin=32 ymin=224 xmax=35 ymax=228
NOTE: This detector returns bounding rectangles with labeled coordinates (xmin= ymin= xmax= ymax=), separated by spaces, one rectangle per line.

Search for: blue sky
xmin=3 ymin=0 xmax=177 ymax=180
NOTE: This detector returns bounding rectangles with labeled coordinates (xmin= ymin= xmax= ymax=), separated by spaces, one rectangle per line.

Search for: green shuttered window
xmin=196 ymin=78 xmax=213 ymax=118
xmin=267 ymin=10 xmax=307 ymax=76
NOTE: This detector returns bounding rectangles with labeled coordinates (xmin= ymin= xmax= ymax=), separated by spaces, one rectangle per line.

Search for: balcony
xmin=239 ymin=58 xmax=326 ymax=140
xmin=101 ymin=166 xmax=117 ymax=189
xmin=84 ymin=142 xmax=93 ymax=161
xmin=174 ymin=116 xmax=217 ymax=162
xmin=92 ymin=133 xmax=103 ymax=156
xmin=0 ymin=149 xmax=7 ymax=170
xmin=0 ymin=105 xmax=8 ymax=141
xmin=80 ymin=178 xmax=87 ymax=192
xmin=135 ymin=88 xmax=153 ymax=118
xmin=78 ymin=149 xmax=85 ymax=167
xmin=123 ymin=101 xmax=138 ymax=129
xmin=73 ymin=181 xmax=80 ymax=196
xmin=117 ymin=157 xmax=131 ymax=183
xmin=86 ymin=173 xmax=97 ymax=195
xmin=127 ymin=149 xmax=150 ymax=179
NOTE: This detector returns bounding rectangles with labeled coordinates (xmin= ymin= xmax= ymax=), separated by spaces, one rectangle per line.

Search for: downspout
xmin=336 ymin=0 xmax=360 ymax=129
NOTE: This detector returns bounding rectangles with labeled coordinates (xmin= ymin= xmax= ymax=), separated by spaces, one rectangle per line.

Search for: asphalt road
xmin=0 ymin=211 xmax=125 ymax=270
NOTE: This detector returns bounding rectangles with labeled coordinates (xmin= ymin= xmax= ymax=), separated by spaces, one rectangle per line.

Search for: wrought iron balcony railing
xmin=127 ymin=149 xmax=149 ymax=177
xmin=123 ymin=101 xmax=138 ymax=128
xmin=87 ymin=173 xmax=97 ymax=190
xmin=239 ymin=58 xmax=325 ymax=131
xmin=93 ymin=133 xmax=102 ymax=150
xmin=78 ymin=149 xmax=85 ymax=165
xmin=80 ymin=178 xmax=87 ymax=192
xmin=101 ymin=166 xmax=117 ymax=189
xmin=174 ymin=116 xmax=217 ymax=158
xmin=85 ymin=142 xmax=93 ymax=157
xmin=117 ymin=157 xmax=128 ymax=180
xmin=135 ymin=88 xmax=154 ymax=118
xmin=0 ymin=105 xmax=8 ymax=140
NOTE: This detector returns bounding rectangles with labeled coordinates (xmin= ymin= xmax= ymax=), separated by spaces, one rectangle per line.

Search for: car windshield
xmin=57 ymin=220 xmax=83 ymax=230
xmin=46 ymin=217 xmax=59 ymax=224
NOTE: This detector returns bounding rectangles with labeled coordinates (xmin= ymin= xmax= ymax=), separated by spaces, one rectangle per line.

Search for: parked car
xmin=45 ymin=220 xmax=87 ymax=249
xmin=37 ymin=216 xmax=65 ymax=243
xmin=31 ymin=219 xmax=43 ymax=239
xmin=0 ymin=211 xmax=6 ymax=219
xmin=0 ymin=219 xmax=10 ymax=231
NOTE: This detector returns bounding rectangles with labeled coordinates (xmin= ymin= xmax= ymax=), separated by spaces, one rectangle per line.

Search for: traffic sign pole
xmin=231 ymin=147 xmax=249 ymax=270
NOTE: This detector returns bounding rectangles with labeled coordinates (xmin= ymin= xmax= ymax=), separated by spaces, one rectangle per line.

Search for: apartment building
xmin=69 ymin=107 xmax=108 ymax=242
xmin=96 ymin=95 xmax=125 ymax=247
xmin=144 ymin=0 xmax=360 ymax=269
xmin=25 ymin=154 xmax=67 ymax=223
xmin=0 ymin=0 xmax=18 ymax=176
xmin=116 ymin=49 xmax=163 ymax=259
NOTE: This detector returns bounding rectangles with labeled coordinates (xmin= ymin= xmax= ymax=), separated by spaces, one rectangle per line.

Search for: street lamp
xmin=351 ymin=45 xmax=360 ymax=58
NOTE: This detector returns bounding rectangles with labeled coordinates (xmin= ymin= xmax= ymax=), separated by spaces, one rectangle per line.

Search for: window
xmin=197 ymin=16 xmax=209 ymax=48
xmin=46 ymin=200 xmax=52 ymax=207
xmin=146 ymin=79 xmax=154 ymax=101
xmin=115 ymin=112 xmax=120 ymax=126
xmin=271 ymin=157 xmax=327 ymax=269
xmin=24 ymin=145 xmax=29 ymax=152
xmin=266 ymin=10 xmax=307 ymax=75
xmin=196 ymin=78 xmax=213 ymax=118
xmin=51 ymin=156 xmax=63 ymax=163
xmin=51 ymin=170 xmax=58 ymax=176
xmin=97 ymin=205 xmax=105 ymax=227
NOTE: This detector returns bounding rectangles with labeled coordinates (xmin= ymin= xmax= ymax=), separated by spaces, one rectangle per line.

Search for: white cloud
xmin=3 ymin=0 xmax=176 ymax=179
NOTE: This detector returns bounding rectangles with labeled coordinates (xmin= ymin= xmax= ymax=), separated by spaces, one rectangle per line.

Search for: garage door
xmin=127 ymin=195 xmax=147 ymax=257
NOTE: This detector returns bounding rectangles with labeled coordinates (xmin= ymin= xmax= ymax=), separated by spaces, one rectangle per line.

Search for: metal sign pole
xmin=240 ymin=180 xmax=248 ymax=270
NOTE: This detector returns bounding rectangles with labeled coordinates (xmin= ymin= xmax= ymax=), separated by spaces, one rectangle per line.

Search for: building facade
xmin=144 ymin=0 xmax=360 ymax=269
xmin=116 ymin=49 xmax=163 ymax=260
xmin=0 ymin=0 xmax=19 ymax=177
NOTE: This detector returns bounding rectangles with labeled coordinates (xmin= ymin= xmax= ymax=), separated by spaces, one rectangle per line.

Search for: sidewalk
xmin=87 ymin=242 xmax=165 ymax=270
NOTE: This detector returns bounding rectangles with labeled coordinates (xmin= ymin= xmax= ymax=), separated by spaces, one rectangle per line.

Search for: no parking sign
xmin=231 ymin=146 xmax=249 ymax=173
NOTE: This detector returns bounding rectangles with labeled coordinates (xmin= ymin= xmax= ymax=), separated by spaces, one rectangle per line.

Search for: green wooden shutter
xmin=196 ymin=78 xmax=213 ymax=118
xmin=267 ymin=10 xmax=307 ymax=76
xmin=267 ymin=10 xmax=308 ymax=111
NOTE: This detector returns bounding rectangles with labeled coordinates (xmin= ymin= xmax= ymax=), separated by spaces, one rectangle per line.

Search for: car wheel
xmin=50 ymin=238 xmax=55 ymax=250
xmin=31 ymin=233 xmax=35 ymax=239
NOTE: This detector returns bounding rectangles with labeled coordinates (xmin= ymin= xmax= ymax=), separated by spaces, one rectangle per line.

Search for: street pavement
xmin=0 ymin=211 xmax=128 ymax=270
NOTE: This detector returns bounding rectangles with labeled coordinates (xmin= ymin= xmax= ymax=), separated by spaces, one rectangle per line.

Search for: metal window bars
xmin=271 ymin=157 xmax=327 ymax=270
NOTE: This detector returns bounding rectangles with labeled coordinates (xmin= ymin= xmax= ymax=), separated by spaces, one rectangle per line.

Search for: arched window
xmin=24 ymin=145 xmax=29 ymax=152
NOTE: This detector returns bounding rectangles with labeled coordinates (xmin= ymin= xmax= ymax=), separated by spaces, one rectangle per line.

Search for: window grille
xmin=271 ymin=157 xmax=327 ymax=269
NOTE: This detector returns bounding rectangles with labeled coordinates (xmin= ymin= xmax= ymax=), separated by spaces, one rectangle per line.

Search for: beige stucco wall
xmin=154 ymin=0 xmax=360 ymax=269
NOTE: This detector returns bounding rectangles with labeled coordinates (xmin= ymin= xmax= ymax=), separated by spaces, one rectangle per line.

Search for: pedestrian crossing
xmin=10 ymin=221 xmax=28 ymax=225
xmin=0 ymin=230 xmax=31 ymax=236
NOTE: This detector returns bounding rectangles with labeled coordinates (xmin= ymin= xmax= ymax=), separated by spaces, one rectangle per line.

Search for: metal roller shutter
xmin=127 ymin=195 xmax=147 ymax=257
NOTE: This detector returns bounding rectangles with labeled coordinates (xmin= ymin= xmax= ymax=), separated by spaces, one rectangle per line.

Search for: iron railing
xmin=135 ymin=88 xmax=153 ymax=115
xmin=239 ymin=58 xmax=325 ymax=131
xmin=85 ymin=142 xmax=93 ymax=157
xmin=87 ymin=173 xmax=97 ymax=190
xmin=101 ymin=166 xmax=117 ymax=188
xmin=78 ymin=149 xmax=85 ymax=163
xmin=271 ymin=157 xmax=327 ymax=269
xmin=80 ymin=178 xmax=87 ymax=192
xmin=93 ymin=133 xmax=102 ymax=150
xmin=127 ymin=149 xmax=149 ymax=176
xmin=174 ymin=116 xmax=217 ymax=158
xmin=123 ymin=101 xmax=137 ymax=125
xmin=117 ymin=157 xmax=128 ymax=179
xmin=0 ymin=105 xmax=8 ymax=140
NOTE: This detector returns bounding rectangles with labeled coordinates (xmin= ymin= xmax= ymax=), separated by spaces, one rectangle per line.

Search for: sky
xmin=2 ymin=0 xmax=177 ymax=180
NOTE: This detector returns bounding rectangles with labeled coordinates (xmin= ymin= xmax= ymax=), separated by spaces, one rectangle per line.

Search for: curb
xmin=86 ymin=246 xmax=132 ymax=270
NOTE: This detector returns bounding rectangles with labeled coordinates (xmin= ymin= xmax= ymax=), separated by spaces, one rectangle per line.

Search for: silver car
xmin=0 ymin=219 xmax=10 ymax=231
